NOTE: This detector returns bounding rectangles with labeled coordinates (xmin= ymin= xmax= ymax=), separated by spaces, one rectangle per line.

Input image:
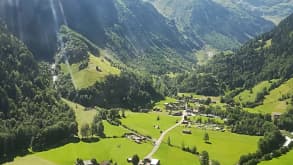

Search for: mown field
xmin=60 ymin=53 xmax=120 ymax=89
xmin=120 ymin=111 xmax=179 ymax=138
xmin=259 ymin=150 xmax=293 ymax=165
xmin=62 ymin=99 xmax=97 ymax=136
xmin=154 ymin=97 xmax=177 ymax=111
xmin=245 ymin=78 xmax=293 ymax=114
xmin=163 ymin=126 xmax=260 ymax=165
xmin=234 ymin=80 xmax=276 ymax=104
xmin=6 ymin=139 xmax=153 ymax=165
xmin=154 ymin=144 xmax=200 ymax=165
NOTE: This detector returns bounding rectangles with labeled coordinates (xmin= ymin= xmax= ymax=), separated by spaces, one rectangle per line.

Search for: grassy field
xmin=6 ymin=139 xmax=153 ymax=165
xmin=120 ymin=111 xmax=179 ymax=138
xmin=178 ymin=93 xmax=221 ymax=102
xmin=194 ymin=46 xmax=218 ymax=65
xmin=60 ymin=53 xmax=120 ymax=89
xmin=63 ymin=98 xmax=129 ymax=137
xmin=245 ymin=78 xmax=293 ymax=114
xmin=5 ymin=155 xmax=56 ymax=165
xmin=234 ymin=80 xmax=276 ymax=104
xmin=163 ymin=126 xmax=260 ymax=165
xmin=62 ymin=99 xmax=97 ymax=136
xmin=103 ymin=121 xmax=130 ymax=137
xmin=154 ymin=97 xmax=177 ymax=111
xmin=154 ymin=144 xmax=200 ymax=165
xmin=189 ymin=116 xmax=224 ymax=124
xmin=259 ymin=150 xmax=293 ymax=165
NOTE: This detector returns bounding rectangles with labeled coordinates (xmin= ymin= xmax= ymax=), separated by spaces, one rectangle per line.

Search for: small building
xmin=172 ymin=111 xmax=182 ymax=116
xmin=127 ymin=158 xmax=132 ymax=163
xmin=272 ymin=112 xmax=282 ymax=120
xmin=150 ymin=159 xmax=160 ymax=165
xmin=83 ymin=160 xmax=94 ymax=165
xmin=142 ymin=158 xmax=160 ymax=165
xmin=182 ymin=129 xmax=192 ymax=134
xmin=182 ymin=120 xmax=189 ymax=124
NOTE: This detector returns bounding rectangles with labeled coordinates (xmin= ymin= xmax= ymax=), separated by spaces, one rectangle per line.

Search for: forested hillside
xmin=0 ymin=23 xmax=77 ymax=162
xmin=205 ymin=13 xmax=293 ymax=89
xmin=213 ymin=0 xmax=293 ymax=25
xmin=0 ymin=0 xmax=197 ymax=74
xmin=147 ymin=0 xmax=274 ymax=50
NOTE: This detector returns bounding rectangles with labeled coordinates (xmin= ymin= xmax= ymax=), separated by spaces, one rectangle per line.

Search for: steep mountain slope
xmin=146 ymin=0 xmax=275 ymax=50
xmin=213 ymin=0 xmax=293 ymax=25
xmin=0 ymin=23 xmax=77 ymax=162
xmin=0 ymin=0 xmax=197 ymax=74
xmin=206 ymin=13 xmax=293 ymax=89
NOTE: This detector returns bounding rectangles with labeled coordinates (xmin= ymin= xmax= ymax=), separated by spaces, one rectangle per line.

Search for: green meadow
xmin=103 ymin=121 xmax=130 ymax=137
xmin=154 ymin=97 xmax=177 ymax=111
xmin=245 ymin=78 xmax=293 ymax=114
xmin=120 ymin=111 xmax=179 ymax=138
xmin=163 ymin=126 xmax=260 ymax=165
xmin=6 ymin=139 xmax=153 ymax=165
xmin=234 ymin=80 xmax=276 ymax=105
xmin=259 ymin=150 xmax=293 ymax=165
xmin=154 ymin=144 xmax=200 ymax=165
xmin=62 ymin=99 xmax=97 ymax=136
xmin=61 ymin=53 xmax=120 ymax=89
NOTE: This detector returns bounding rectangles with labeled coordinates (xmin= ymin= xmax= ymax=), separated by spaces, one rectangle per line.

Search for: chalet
xmin=141 ymin=158 xmax=160 ymax=165
xmin=83 ymin=160 xmax=94 ymax=165
xmin=182 ymin=129 xmax=192 ymax=134
xmin=182 ymin=120 xmax=189 ymax=124
xmin=272 ymin=112 xmax=282 ymax=120
xmin=127 ymin=158 xmax=132 ymax=163
xmin=172 ymin=111 xmax=182 ymax=116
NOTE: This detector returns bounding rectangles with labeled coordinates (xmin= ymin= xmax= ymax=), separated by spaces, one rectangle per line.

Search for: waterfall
xmin=49 ymin=0 xmax=76 ymax=88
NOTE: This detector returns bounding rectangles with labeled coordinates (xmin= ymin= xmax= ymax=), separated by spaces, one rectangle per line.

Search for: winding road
xmin=145 ymin=111 xmax=186 ymax=158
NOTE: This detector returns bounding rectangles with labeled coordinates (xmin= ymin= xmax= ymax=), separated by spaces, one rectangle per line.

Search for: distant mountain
xmin=146 ymin=0 xmax=275 ymax=50
xmin=206 ymin=13 xmax=293 ymax=88
xmin=0 ymin=0 xmax=198 ymax=74
xmin=213 ymin=0 xmax=293 ymax=25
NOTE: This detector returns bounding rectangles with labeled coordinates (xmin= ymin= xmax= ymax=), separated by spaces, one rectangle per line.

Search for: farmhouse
xmin=182 ymin=129 xmax=192 ymax=134
xmin=272 ymin=112 xmax=282 ymax=120
xmin=182 ymin=120 xmax=189 ymax=124
xmin=83 ymin=160 xmax=94 ymax=165
xmin=172 ymin=111 xmax=182 ymax=116
xmin=124 ymin=133 xmax=147 ymax=144
xmin=140 ymin=158 xmax=160 ymax=165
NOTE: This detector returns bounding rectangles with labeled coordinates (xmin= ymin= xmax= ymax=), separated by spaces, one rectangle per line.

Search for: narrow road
xmin=145 ymin=111 xmax=185 ymax=158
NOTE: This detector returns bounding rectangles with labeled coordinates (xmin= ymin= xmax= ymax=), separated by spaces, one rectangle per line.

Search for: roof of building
xmin=151 ymin=159 xmax=160 ymax=165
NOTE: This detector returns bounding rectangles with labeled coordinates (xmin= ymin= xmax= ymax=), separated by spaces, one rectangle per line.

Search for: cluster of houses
xmin=124 ymin=133 xmax=147 ymax=144
xmin=127 ymin=158 xmax=160 ymax=165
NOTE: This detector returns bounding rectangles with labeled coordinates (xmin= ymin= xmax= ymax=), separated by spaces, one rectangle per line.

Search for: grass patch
xmin=164 ymin=127 xmax=260 ymax=165
xmin=62 ymin=99 xmax=97 ymax=136
xmin=259 ymin=150 xmax=293 ymax=165
xmin=178 ymin=93 xmax=221 ymax=102
xmin=264 ymin=39 xmax=272 ymax=49
xmin=6 ymin=139 xmax=152 ymax=165
xmin=60 ymin=53 xmax=120 ymax=89
xmin=103 ymin=121 xmax=130 ymax=137
xmin=5 ymin=155 xmax=56 ymax=165
xmin=120 ymin=111 xmax=179 ymax=138
xmin=154 ymin=97 xmax=177 ymax=111
xmin=194 ymin=46 xmax=218 ymax=65
xmin=154 ymin=143 xmax=200 ymax=165
xmin=245 ymin=78 xmax=293 ymax=114
xmin=234 ymin=80 xmax=276 ymax=105
xmin=189 ymin=116 xmax=224 ymax=124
